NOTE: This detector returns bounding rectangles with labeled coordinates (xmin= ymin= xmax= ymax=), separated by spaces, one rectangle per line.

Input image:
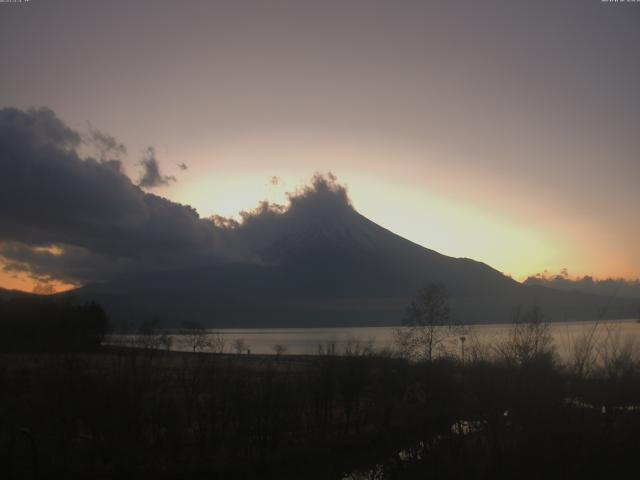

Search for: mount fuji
xmin=71 ymin=179 xmax=635 ymax=327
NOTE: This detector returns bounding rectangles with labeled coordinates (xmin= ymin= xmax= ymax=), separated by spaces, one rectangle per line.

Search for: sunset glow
xmin=1 ymin=1 xmax=639 ymax=294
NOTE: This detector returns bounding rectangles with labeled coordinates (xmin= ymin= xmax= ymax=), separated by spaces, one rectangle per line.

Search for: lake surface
xmin=110 ymin=318 xmax=640 ymax=360
xmin=209 ymin=319 xmax=640 ymax=357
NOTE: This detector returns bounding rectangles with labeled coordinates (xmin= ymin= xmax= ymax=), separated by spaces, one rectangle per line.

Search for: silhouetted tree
xmin=180 ymin=320 xmax=211 ymax=352
xmin=496 ymin=305 xmax=555 ymax=367
xmin=233 ymin=338 xmax=248 ymax=354
xmin=134 ymin=318 xmax=169 ymax=352
xmin=395 ymin=283 xmax=456 ymax=361
xmin=0 ymin=297 xmax=108 ymax=352
xmin=209 ymin=331 xmax=226 ymax=353
xmin=272 ymin=344 xmax=287 ymax=356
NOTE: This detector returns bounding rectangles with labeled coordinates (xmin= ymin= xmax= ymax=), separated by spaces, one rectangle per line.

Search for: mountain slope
xmin=73 ymin=199 xmax=636 ymax=327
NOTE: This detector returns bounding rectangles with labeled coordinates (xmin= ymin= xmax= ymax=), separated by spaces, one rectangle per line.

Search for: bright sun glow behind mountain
xmin=169 ymin=172 xmax=566 ymax=282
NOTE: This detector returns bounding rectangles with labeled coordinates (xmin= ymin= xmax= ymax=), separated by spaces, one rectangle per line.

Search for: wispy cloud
xmin=138 ymin=147 xmax=176 ymax=188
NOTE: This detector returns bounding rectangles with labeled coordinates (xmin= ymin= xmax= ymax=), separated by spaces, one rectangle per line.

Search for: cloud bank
xmin=0 ymin=107 xmax=232 ymax=284
xmin=0 ymin=107 xmax=354 ymax=287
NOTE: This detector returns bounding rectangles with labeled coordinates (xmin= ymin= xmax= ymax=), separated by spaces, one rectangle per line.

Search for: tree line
xmin=0 ymin=296 xmax=109 ymax=352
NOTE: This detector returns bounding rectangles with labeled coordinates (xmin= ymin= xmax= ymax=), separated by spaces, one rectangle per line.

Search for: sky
xmin=0 ymin=0 xmax=639 ymax=293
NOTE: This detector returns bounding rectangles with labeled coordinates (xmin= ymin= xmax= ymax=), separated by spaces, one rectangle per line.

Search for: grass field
xmin=2 ymin=340 xmax=640 ymax=479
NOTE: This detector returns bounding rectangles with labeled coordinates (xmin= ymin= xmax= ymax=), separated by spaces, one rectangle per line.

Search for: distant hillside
xmin=524 ymin=274 xmax=640 ymax=300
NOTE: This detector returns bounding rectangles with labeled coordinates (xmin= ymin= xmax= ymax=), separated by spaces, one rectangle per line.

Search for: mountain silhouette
xmin=71 ymin=185 xmax=636 ymax=327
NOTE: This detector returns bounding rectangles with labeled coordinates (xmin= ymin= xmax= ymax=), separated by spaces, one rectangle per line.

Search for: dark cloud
xmin=1 ymin=106 xmax=81 ymax=150
xmin=0 ymin=107 xmax=233 ymax=284
xmin=0 ymin=107 xmax=355 ymax=285
xmin=0 ymin=242 xmax=135 ymax=285
xmin=224 ymin=173 xmax=354 ymax=261
xmin=138 ymin=147 xmax=176 ymax=188
xmin=85 ymin=124 xmax=127 ymax=173
xmin=87 ymin=124 xmax=126 ymax=160
xmin=286 ymin=172 xmax=351 ymax=216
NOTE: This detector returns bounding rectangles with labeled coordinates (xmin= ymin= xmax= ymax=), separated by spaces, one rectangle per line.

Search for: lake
xmin=110 ymin=318 xmax=640 ymax=360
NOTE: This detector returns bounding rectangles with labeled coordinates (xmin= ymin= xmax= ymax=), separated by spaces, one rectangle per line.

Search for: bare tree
xmin=209 ymin=331 xmax=226 ymax=354
xmin=180 ymin=321 xmax=211 ymax=353
xmin=134 ymin=319 xmax=167 ymax=352
xmin=273 ymin=344 xmax=287 ymax=356
xmin=457 ymin=330 xmax=490 ymax=363
xmin=394 ymin=284 xmax=458 ymax=361
xmin=159 ymin=332 xmax=173 ymax=351
xmin=317 ymin=341 xmax=337 ymax=356
xmin=598 ymin=327 xmax=638 ymax=380
xmin=233 ymin=338 xmax=248 ymax=354
xmin=567 ymin=324 xmax=601 ymax=378
xmin=343 ymin=336 xmax=374 ymax=357
xmin=496 ymin=305 xmax=555 ymax=367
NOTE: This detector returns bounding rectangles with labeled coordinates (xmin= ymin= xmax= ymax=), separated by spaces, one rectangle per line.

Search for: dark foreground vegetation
xmin=1 ymin=342 xmax=640 ymax=479
xmin=0 ymin=296 xmax=108 ymax=352
xmin=1 ymin=294 xmax=640 ymax=479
